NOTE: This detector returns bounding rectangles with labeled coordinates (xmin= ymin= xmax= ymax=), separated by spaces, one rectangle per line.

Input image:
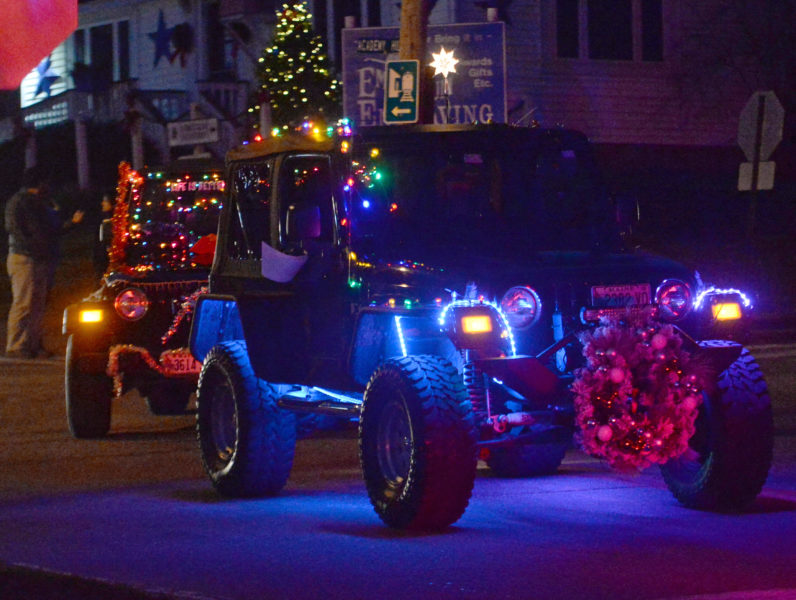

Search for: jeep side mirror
xmin=286 ymin=204 xmax=321 ymax=243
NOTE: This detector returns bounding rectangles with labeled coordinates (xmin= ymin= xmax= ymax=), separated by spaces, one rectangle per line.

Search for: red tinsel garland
xmin=106 ymin=343 xmax=169 ymax=398
xmin=572 ymin=310 xmax=707 ymax=472
xmin=107 ymin=162 xmax=142 ymax=275
xmin=161 ymin=285 xmax=207 ymax=345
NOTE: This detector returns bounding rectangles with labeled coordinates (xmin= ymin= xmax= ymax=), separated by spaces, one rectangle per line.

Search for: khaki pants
xmin=5 ymin=253 xmax=50 ymax=355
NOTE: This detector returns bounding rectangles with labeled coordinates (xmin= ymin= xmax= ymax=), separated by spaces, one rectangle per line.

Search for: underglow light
xmin=395 ymin=316 xmax=408 ymax=357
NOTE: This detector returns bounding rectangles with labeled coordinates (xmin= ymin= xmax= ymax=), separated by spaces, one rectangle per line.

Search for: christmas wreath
xmin=571 ymin=310 xmax=707 ymax=472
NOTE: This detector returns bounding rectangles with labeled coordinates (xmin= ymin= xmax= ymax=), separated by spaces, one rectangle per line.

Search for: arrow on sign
xmin=391 ymin=106 xmax=412 ymax=117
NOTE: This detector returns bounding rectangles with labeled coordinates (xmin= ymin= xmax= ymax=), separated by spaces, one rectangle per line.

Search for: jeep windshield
xmin=350 ymin=126 xmax=620 ymax=256
xmin=122 ymin=170 xmax=224 ymax=271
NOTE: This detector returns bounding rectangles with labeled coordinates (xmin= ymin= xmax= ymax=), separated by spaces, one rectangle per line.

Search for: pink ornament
xmin=651 ymin=333 xmax=668 ymax=350
xmin=597 ymin=425 xmax=613 ymax=441
xmin=609 ymin=367 xmax=625 ymax=383
xmin=683 ymin=395 xmax=699 ymax=411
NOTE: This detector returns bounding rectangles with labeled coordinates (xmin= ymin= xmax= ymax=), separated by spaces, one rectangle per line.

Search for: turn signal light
xmin=712 ymin=302 xmax=742 ymax=321
xmin=79 ymin=309 xmax=103 ymax=323
xmin=461 ymin=315 xmax=493 ymax=334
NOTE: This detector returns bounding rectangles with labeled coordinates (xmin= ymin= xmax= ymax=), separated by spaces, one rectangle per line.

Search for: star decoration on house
xmin=430 ymin=47 xmax=459 ymax=78
xmin=34 ymin=55 xmax=60 ymax=97
xmin=148 ymin=10 xmax=175 ymax=67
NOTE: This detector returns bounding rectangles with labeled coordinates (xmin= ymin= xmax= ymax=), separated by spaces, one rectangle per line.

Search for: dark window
xmin=641 ymin=0 xmax=663 ymax=61
xmin=367 ymin=0 xmax=381 ymax=26
xmin=90 ymin=24 xmax=114 ymax=88
xmin=74 ymin=29 xmax=85 ymax=63
xmin=229 ymin=161 xmax=273 ymax=259
xmin=278 ymin=155 xmax=334 ymax=248
xmin=588 ymin=0 xmax=632 ymax=60
xmin=556 ymin=0 xmax=579 ymax=58
xmin=118 ymin=21 xmax=130 ymax=80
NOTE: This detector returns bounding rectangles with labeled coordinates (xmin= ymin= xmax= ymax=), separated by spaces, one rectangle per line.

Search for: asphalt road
xmin=0 ymin=343 xmax=794 ymax=600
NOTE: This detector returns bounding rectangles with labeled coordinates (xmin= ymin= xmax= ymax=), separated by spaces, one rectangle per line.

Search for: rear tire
xmin=660 ymin=342 xmax=773 ymax=511
xmin=359 ymin=355 xmax=477 ymax=530
xmin=196 ymin=340 xmax=296 ymax=497
xmin=65 ymin=334 xmax=113 ymax=439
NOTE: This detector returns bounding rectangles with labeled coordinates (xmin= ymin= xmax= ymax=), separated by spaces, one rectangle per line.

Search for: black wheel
xmin=359 ymin=355 xmax=477 ymax=530
xmin=196 ymin=340 xmax=296 ymax=497
xmin=486 ymin=441 xmax=568 ymax=478
xmin=660 ymin=342 xmax=773 ymax=511
xmin=65 ymin=334 xmax=113 ymax=439
xmin=144 ymin=380 xmax=195 ymax=416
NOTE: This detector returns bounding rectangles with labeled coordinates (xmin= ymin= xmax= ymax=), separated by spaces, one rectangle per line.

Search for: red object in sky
xmin=0 ymin=0 xmax=78 ymax=90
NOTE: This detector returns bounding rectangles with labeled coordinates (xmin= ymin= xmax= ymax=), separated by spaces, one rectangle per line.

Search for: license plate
xmin=159 ymin=349 xmax=202 ymax=376
xmin=591 ymin=283 xmax=651 ymax=307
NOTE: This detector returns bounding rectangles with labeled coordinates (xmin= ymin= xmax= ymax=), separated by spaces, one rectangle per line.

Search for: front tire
xmin=660 ymin=343 xmax=773 ymax=511
xmin=359 ymin=355 xmax=477 ymax=530
xmin=65 ymin=334 xmax=113 ymax=438
xmin=196 ymin=340 xmax=296 ymax=497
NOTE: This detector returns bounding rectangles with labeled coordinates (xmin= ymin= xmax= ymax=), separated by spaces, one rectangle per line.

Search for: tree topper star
xmin=430 ymin=47 xmax=459 ymax=78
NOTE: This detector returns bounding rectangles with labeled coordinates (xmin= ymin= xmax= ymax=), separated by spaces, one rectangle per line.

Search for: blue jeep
xmin=189 ymin=123 xmax=771 ymax=530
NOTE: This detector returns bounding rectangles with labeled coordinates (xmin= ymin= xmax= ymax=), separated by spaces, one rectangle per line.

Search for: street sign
xmin=384 ymin=60 xmax=419 ymax=124
xmin=167 ymin=118 xmax=219 ymax=147
xmin=738 ymin=161 xmax=775 ymax=191
xmin=737 ymin=90 xmax=784 ymax=162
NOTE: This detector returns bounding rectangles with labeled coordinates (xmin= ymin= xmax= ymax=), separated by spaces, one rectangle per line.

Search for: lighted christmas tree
xmin=254 ymin=2 xmax=341 ymax=128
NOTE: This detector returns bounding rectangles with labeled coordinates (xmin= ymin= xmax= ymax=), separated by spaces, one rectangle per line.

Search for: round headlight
xmin=114 ymin=287 xmax=149 ymax=321
xmin=655 ymin=279 xmax=692 ymax=321
xmin=500 ymin=286 xmax=542 ymax=329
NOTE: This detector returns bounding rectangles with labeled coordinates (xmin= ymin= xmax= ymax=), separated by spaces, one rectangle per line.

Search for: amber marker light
xmin=712 ymin=302 xmax=742 ymax=321
xmin=461 ymin=315 xmax=493 ymax=334
xmin=80 ymin=309 xmax=103 ymax=323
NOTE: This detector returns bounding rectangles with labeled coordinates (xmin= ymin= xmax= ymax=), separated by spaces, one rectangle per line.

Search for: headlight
xmin=655 ymin=279 xmax=692 ymax=321
xmin=500 ymin=286 xmax=542 ymax=329
xmin=114 ymin=287 xmax=149 ymax=321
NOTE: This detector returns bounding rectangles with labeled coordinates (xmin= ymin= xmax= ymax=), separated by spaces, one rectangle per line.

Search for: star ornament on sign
xmin=430 ymin=47 xmax=459 ymax=78
xmin=35 ymin=55 xmax=60 ymax=98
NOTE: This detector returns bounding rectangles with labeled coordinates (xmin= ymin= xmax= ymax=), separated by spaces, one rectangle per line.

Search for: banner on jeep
xmin=342 ymin=22 xmax=506 ymax=127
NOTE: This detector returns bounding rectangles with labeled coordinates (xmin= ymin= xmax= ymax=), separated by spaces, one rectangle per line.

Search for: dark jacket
xmin=4 ymin=188 xmax=62 ymax=260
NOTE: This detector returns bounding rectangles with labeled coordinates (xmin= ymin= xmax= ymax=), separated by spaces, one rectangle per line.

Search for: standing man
xmin=4 ymin=166 xmax=83 ymax=359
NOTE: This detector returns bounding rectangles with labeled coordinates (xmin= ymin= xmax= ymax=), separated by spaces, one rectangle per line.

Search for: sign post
xmin=384 ymin=60 xmax=419 ymax=124
xmin=736 ymin=90 xmax=784 ymax=237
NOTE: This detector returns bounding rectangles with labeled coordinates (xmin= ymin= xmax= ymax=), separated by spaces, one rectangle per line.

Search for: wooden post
xmin=399 ymin=0 xmax=434 ymax=124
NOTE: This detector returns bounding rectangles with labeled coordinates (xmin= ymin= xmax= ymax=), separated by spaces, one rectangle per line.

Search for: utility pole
xmin=399 ymin=0 xmax=434 ymax=124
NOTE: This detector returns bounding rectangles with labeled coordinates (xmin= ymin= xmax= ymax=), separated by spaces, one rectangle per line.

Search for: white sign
xmin=168 ymin=118 xmax=219 ymax=147
xmin=737 ymin=91 xmax=784 ymax=162
xmin=738 ymin=162 xmax=775 ymax=191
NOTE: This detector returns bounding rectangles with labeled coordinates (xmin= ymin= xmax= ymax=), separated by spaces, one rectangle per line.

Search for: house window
xmin=117 ymin=21 xmax=130 ymax=81
xmin=555 ymin=0 xmax=663 ymax=62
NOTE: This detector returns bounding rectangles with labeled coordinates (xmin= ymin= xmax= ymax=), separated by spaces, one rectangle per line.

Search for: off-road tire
xmin=196 ymin=340 xmax=296 ymax=497
xmin=660 ymin=342 xmax=773 ymax=511
xmin=144 ymin=380 xmax=195 ymax=415
xmin=65 ymin=334 xmax=113 ymax=439
xmin=359 ymin=355 xmax=477 ymax=530
xmin=486 ymin=441 xmax=568 ymax=477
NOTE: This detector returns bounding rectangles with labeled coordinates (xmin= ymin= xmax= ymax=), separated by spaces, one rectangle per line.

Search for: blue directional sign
xmin=342 ymin=22 xmax=506 ymax=127
xmin=384 ymin=60 xmax=419 ymax=124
